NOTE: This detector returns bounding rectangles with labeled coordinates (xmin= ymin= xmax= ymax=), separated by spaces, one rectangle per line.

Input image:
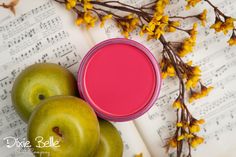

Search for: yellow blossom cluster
xmin=117 ymin=14 xmax=139 ymax=38
xmin=172 ymin=98 xmax=183 ymax=109
xmin=185 ymin=65 xmax=201 ymax=90
xmin=75 ymin=11 xmax=97 ymax=28
xmin=228 ymin=32 xmax=236 ymax=46
xmin=177 ymin=23 xmax=198 ymax=57
xmin=168 ymin=138 xmax=178 ymax=148
xmin=160 ymin=57 xmax=176 ymax=79
xmin=190 ymin=136 xmax=204 ymax=148
xmin=198 ymin=9 xmax=207 ymax=26
xmin=69 ymin=0 xmax=97 ymax=28
xmin=83 ymin=0 xmax=93 ymax=11
xmin=155 ymin=0 xmax=169 ymax=14
xmin=210 ymin=17 xmax=235 ymax=34
xmin=139 ymin=0 xmax=180 ymax=39
xmin=66 ymin=0 xmax=93 ymax=11
xmin=176 ymin=119 xmax=205 ymax=130
xmin=140 ymin=14 xmax=169 ymax=40
xmin=168 ymin=133 xmax=204 ymax=148
xmin=185 ymin=0 xmax=201 ymax=10
xmin=169 ymin=119 xmax=205 ymax=148
xmin=166 ymin=21 xmax=181 ymax=32
xmin=66 ymin=0 xmax=77 ymax=10
xmin=189 ymin=85 xmax=213 ymax=103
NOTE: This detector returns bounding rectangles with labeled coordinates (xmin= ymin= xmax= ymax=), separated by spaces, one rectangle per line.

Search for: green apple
xmin=27 ymin=96 xmax=100 ymax=157
xmin=94 ymin=119 xmax=123 ymax=157
xmin=11 ymin=63 xmax=77 ymax=122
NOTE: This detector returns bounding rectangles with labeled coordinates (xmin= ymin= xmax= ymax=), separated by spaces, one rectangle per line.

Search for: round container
xmin=77 ymin=38 xmax=161 ymax=121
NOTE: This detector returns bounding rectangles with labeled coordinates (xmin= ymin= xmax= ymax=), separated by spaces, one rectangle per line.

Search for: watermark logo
xmin=3 ymin=136 xmax=60 ymax=157
xmin=3 ymin=136 xmax=31 ymax=148
xmin=3 ymin=136 xmax=60 ymax=148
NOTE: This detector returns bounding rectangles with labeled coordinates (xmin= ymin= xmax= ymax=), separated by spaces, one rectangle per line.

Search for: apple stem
xmin=52 ymin=127 xmax=63 ymax=137
xmin=38 ymin=94 xmax=45 ymax=100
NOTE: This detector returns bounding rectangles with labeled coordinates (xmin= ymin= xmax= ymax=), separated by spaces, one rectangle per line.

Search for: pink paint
xmin=78 ymin=38 xmax=161 ymax=121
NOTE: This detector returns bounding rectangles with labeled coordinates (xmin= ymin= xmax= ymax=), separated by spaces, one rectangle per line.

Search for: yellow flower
xmin=211 ymin=17 xmax=234 ymax=34
xmin=189 ymin=23 xmax=198 ymax=40
xmin=167 ymin=26 xmax=176 ymax=32
xmin=161 ymin=71 xmax=168 ymax=79
xmin=173 ymin=99 xmax=182 ymax=109
xmin=142 ymin=12 xmax=169 ymax=39
xmin=168 ymin=139 xmax=177 ymax=148
xmin=153 ymin=13 xmax=163 ymax=23
xmin=210 ymin=20 xmax=223 ymax=32
xmin=185 ymin=133 xmax=194 ymax=139
xmin=177 ymin=135 xmax=185 ymax=141
xmin=190 ymin=136 xmax=204 ymax=148
xmin=126 ymin=14 xmax=134 ymax=19
xmin=147 ymin=22 xmax=156 ymax=32
xmin=66 ymin=0 xmax=76 ymax=10
xmin=196 ymin=136 xmax=204 ymax=143
xmin=155 ymin=28 xmax=165 ymax=39
xmin=228 ymin=33 xmax=236 ymax=46
xmin=189 ymin=124 xmax=200 ymax=133
xmin=75 ymin=18 xmax=83 ymax=26
xmin=196 ymin=119 xmax=205 ymax=124
xmin=189 ymin=90 xmax=201 ymax=103
xmin=198 ymin=9 xmax=207 ymax=26
xmin=122 ymin=31 xmax=129 ymax=38
xmin=117 ymin=15 xmax=139 ymax=38
xmin=167 ymin=65 xmax=176 ymax=77
xmin=83 ymin=12 xmax=97 ymax=28
xmin=186 ymin=0 xmax=201 ymax=10
xmin=131 ymin=18 xmax=139 ymax=27
xmin=222 ymin=17 xmax=235 ymax=34
xmin=189 ymin=95 xmax=195 ymax=103
xmin=167 ymin=21 xmax=180 ymax=32
xmin=186 ymin=79 xmax=193 ymax=90
xmin=176 ymin=122 xmax=183 ymax=127
xmin=84 ymin=2 xmax=93 ymax=11
xmin=187 ymin=60 xmax=193 ymax=66
xmin=178 ymin=25 xmax=197 ymax=58
xmin=189 ymin=85 xmax=212 ymax=103
xmin=172 ymin=21 xmax=180 ymax=27
xmin=160 ymin=58 xmax=176 ymax=78
xmin=200 ymin=85 xmax=213 ymax=97
xmin=161 ymin=15 xmax=169 ymax=23
xmin=155 ymin=0 xmax=169 ymax=14
xmin=192 ymin=66 xmax=201 ymax=75
xmin=186 ymin=74 xmax=200 ymax=90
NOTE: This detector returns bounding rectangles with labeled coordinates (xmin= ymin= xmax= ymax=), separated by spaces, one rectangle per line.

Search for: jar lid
xmin=77 ymin=38 xmax=161 ymax=121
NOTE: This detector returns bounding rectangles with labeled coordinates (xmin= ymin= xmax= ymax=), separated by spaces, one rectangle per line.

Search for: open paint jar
xmin=77 ymin=38 xmax=161 ymax=121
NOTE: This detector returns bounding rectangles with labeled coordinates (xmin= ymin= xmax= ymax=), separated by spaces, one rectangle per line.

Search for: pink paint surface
xmin=82 ymin=43 xmax=157 ymax=117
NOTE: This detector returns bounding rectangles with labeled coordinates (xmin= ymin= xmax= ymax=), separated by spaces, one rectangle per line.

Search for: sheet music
xmin=89 ymin=0 xmax=236 ymax=156
xmin=112 ymin=122 xmax=151 ymax=157
xmin=0 ymin=0 xmax=153 ymax=156
xmin=0 ymin=0 xmax=90 ymax=156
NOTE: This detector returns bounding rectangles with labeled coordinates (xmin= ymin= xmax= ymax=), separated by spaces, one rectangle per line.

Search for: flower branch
xmin=54 ymin=0 xmax=235 ymax=157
